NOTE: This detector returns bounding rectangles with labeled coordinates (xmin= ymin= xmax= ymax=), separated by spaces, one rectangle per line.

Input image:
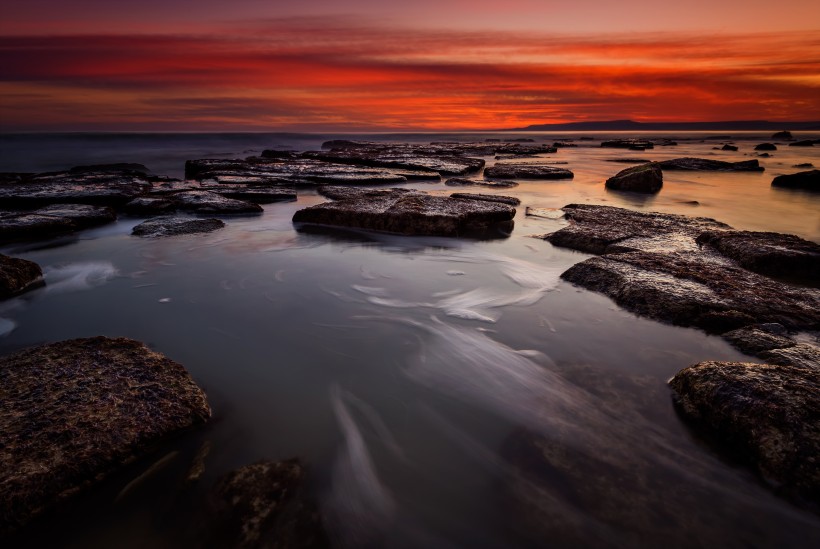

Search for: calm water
xmin=1 ymin=132 xmax=819 ymax=548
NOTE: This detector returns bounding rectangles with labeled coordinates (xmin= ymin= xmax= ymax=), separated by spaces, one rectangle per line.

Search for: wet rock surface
xmin=605 ymin=162 xmax=663 ymax=193
xmin=771 ymin=169 xmax=820 ymax=191
xmin=696 ymin=230 xmax=820 ymax=284
xmin=483 ymin=163 xmax=574 ymax=179
xmin=600 ymin=139 xmax=654 ymax=149
xmin=658 ymin=157 xmax=763 ymax=171
xmin=0 ymin=254 xmax=43 ymax=299
xmin=204 ymin=459 xmax=328 ymax=549
xmin=0 ymin=337 xmax=211 ymax=534
xmin=760 ymin=344 xmax=820 ymax=371
xmin=293 ymin=187 xmax=515 ymax=237
xmin=722 ymin=324 xmax=796 ymax=355
xmin=449 ymin=192 xmax=521 ymax=206
xmin=167 ymin=191 xmax=263 ymax=215
xmin=669 ymin=361 xmax=820 ymax=506
xmin=0 ymin=205 xmax=116 ymax=243
xmin=132 ymin=217 xmax=226 ymax=238
xmin=444 ymin=177 xmax=518 ymax=188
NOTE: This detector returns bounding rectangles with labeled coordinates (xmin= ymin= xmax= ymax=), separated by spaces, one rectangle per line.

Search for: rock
xmin=204 ymin=460 xmax=328 ymax=549
xmin=604 ymin=163 xmax=663 ymax=193
xmin=789 ymin=140 xmax=815 ymax=147
xmin=760 ymin=344 xmax=820 ymax=370
xmin=449 ymin=192 xmax=521 ymax=206
xmin=600 ymin=139 xmax=654 ymax=149
xmin=67 ymin=163 xmax=152 ymax=175
xmin=721 ymin=144 xmax=739 ymax=151
xmin=484 ymin=164 xmax=574 ymax=179
xmin=657 ymin=158 xmax=764 ymax=171
xmin=0 ymin=205 xmax=116 ymax=243
xmin=0 ymin=254 xmax=43 ymax=299
xmin=124 ymin=196 xmax=178 ymax=215
xmin=772 ymin=131 xmax=793 ymax=139
xmin=793 ymin=163 xmax=814 ymax=168
xmin=669 ymin=361 xmax=819 ymax=505
xmin=0 ymin=168 xmax=153 ymax=207
xmin=132 ymin=217 xmax=225 ymax=237
xmin=0 ymin=337 xmax=211 ymax=534
xmin=202 ymin=186 xmax=296 ymax=204
xmin=552 ymin=142 xmax=577 ymax=148
xmin=771 ymin=169 xmax=820 ymax=191
xmin=722 ymin=325 xmax=796 ymax=355
xmin=444 ymin=177 xmax=518 ymax=188
xmin=168 ymin=191 xmax=263 ymax=215
xmin=696 ymin=230 xmax=820 ymax=285
xmin=293 ymin=187 xmax=515 ymax=238
xmin=606 ymin=158 xmax=651 ymax=164
xmin=755 ymin=143 xmax=777 ymax=151
xmin=757 ymin=153 xmax=772 ymax=158
xmin=544 ymin=204 xmax=729 ymax=255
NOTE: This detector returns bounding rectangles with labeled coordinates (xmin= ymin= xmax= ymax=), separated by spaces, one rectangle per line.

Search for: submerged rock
xmin=205 ymin=460 xmax=328 ymax=549
xmin=658 ymin=158 xmax=763 ymax=171
xmin=484 ymin=164 xmax=574 ymax=179
xmin=721 ymin=144 xmax=739 ymax=151
xmin=0 ymin=254 xmax=43 ymax=299
xmin=771 ymin=169 xmax=820 ymax=191
xmin=293 ymin=187 xmax=515 ymax=238
xmin=605 ymin=163 xmax=663 ymax=193
xmin=449 ymin=192 xmax=521 ymax=206
xmin=696 ymin=230 xmax=820 ymax=284
xmin=754 ymin=143 xmax=777 ymax=151
xmin=132 ymin=217 xmax=225 ymax=238
xmin=669 ymin=361 xmax=819 ymax=506
xmin=789 ymin=140 xmax=816 ymax=147
xmin=444 ymin=177 xmax=518 ymax=188
xmin=0 ymin=205 xmax=116 ymax=243
xmin=0 ymin=337 xmax=211 ymax=534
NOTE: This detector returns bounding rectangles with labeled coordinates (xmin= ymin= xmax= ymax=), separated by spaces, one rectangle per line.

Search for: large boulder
xmin=0 ymin=254 xmax=43 ymax=299
xmin=204 ymin=460 xmax=328 ymax=549
xmin=658 ymin=158 xmax=763 ymax=171
xmin=605 ymin=163 xmax=663 ymax=193
xmin=483 ymin=164 xmax=574 ymax=179
xmin=293 ymin=187 xmax=515 ymax=238
xmin=771 ymin=169 xmax=820 ymax=191
xmin=132 ymin=217 xmax=225 ymax=238
xmin=0 ymin=337 xmax=211 ymax=534
xmin=669 ymin=361 xmax=819 ymax=506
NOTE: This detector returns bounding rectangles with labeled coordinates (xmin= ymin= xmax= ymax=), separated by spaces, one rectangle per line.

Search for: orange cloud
xmin=1 ymin=21 xmax=819 ymax=130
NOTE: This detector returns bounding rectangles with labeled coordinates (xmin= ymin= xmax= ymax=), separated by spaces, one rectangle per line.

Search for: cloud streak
xmin=1 ymin=20 xmax=818 ymax=130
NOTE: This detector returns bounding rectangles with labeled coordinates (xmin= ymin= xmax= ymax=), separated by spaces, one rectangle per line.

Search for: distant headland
xmin=506 ymin=120 xmax=820 ymax=131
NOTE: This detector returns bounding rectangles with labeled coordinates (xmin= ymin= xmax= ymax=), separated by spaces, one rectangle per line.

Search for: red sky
xmin=2 ymin=1 xmax=819 ymax=131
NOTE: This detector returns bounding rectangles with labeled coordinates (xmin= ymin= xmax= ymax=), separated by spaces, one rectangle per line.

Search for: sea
xmin=1 ymin=131 xmax=819 ymax=548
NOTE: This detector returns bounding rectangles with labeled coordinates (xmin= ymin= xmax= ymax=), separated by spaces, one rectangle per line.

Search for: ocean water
xmin=1 ymin=132 xmax=819 ymax=548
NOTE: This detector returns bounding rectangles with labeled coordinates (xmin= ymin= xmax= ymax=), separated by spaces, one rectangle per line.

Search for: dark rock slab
xmin=605 ymin=163 xmax=663 ymax=193
xmin=124 ymin=196 xmax=179 ymax=216
xmin=794 ymin=163 xmax=814 ymax=168
xmin=658 ymin=158 xmax=763 ymax=172
xmin=606 ymin=158 xmax=651 ymax=164
xmin=722 ymin=325 xmax=796 ymax=355
xmin=0 ymin=205 xmax=116 ymax=243
xmin=484 ymin=164 xmax=574 ymax=180
xmin=293 ymin=187 xmax=515 ymax=238
xmin=444 ymin=177 xmax=518 ymax=188
xmin=544 ymin=204 xmax=728 ymax=255
xmin=169 ymin=191 xmax=263 ymax=215
xmin=0 ymin=254 xmax=43 ymax=299
xmin=449 ymin=193 xmax=521 ymax=206
xmin=132 ymin=217 xmax=225 ymax=238
xmin=721 ymin=144 xmax=739 ymax=151
xmin=696 ymin=230 xmax=820 ymax=285
xmin=204 ymin=460 xmax=328 ymax=549
xmin=33 ymin=204 xmax=116 ymax=229
xmin=600 ymin=139 xmax=654 ymax=149
xmin=305 ymin=148 xmax=484 ymax=176
xmin=0 ymin=168 xmax=153 ymax=208
xmin=789 ymin=140 xmax=815 ymax=147
xmin=0 ymin=337 xmax=211 ymax=534
xmin=771 ymin=169 xmax=820 ymax=191
xmin=669 ymin=361 xmax=819 ymax=505
xmin=760 ymin=344 xmax=820 ymax=371
xmin=755 ymin=143 xmax=777 ymax=151
xmin=202 ymin=186 xmax=296 ymax=204
xmin=772 ymin=131 xmax=793 ymax=139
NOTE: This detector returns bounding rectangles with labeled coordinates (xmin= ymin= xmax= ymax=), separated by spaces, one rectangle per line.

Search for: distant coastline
xmin=505 ymin=120 xmax=820 ymax=132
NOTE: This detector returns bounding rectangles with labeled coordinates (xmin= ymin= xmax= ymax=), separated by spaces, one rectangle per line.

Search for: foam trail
xmin=43 ymin=261 xmax=118 ymax=294
xmin=0 ymin=318 xmax=16 ymax=337
xmin=326 ymin=386 xmax=396 ymax=548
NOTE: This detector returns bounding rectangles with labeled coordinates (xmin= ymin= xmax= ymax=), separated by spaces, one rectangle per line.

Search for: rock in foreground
xmin=0 ymin=254 xmax=43 ymax=299
xmin=205 ymin=460 xmax=328 ymax=549
xmin=132 ymin=217 xmax=225 ymax=238
xmin=0 ymin=337 xmax=211 ymax=534
xmin=771 ymin=169 xmax=820 ymax=191
xmin=605 ymin=162 xmax=663 ymax=193
xmin=669 ymin=361 xmax=819 ymax=506
xmin=293 ymin=187 xmax=515 ymax=238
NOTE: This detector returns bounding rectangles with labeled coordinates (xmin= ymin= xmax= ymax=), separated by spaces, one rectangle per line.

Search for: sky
xmin=2 ymin=1 xmax=819 ymax=131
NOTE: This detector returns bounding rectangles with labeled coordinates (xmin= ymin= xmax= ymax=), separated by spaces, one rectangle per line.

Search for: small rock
xmin=605 ymin=163 xmax=663 ymax=193
xmin=789 ymin=140 xmax=815 ymax=147
xmin=721 ymin=144 xmax=738 ymax=151
xmin=0 ymin=254 xmax=43 ymax=299
xmin=771 ymin=131 xmax=793 ymax=139
xmin=132 ymin=217 xmax=225 ymax=238
xmin=771 ymin=169 xmax=820 ymax=191
xmin=754 ymin=143 xmax=777 ymax=151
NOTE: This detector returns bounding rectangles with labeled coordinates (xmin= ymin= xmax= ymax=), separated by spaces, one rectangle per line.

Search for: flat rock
xmin=293 ymin=187 xmax=515 ymax=238
xmin=204 ymin=460 xmax=328 ymax=549
xmin=0 ymin=205 xmax=116 ymax=243
xmin=669 ymin=361 xmax=819 ymax=506
xmin=657 ymin=158 xmax=763 ymax=171
xmin=124 ymin=196 xmax=179 ymax=215
xmin=132 ymin=217 xmax=225 ymax=238
xmin=771 ymin=169 xmax=820 ymax=191
xmin=600 ymin=139 xmax=654 ymax=149
xmin=444 ymin=177 xmax=518 ymax=188
xmin=449 ymin=192 xmax=521 ymax=206
xmin=606 ymin=158 xmax=651 ymax=164
xmin=722 ymin=325 xmax=796 ymax=355
xmin=306 ymin=144 xmax=485 ymax=176
xmin=760 ymin=344 xmax=820 ymax=370
xmin=0 ymin=254 xmax=43 ymax=299
xmin=755 ymin=143 xmax=777 ymax=151
xmin=0 ymin=168 xmax=153 ymax=207
xmin=201 ymin=186 xmax=296 ymax=204
xmin=605 ymin=162 xmax=663 ymax=193
xmin=696 ymin=230 xmax=820 ymax=285
xmin=0 ymin=337 xmax=211 ymax=534
xmin=168 ymin=191 xmax=263 ymax=215
xmin=789 ymin=140 xmax=816 ymax=147
xmin=484 ymin=164 xmax=574 ymax=180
